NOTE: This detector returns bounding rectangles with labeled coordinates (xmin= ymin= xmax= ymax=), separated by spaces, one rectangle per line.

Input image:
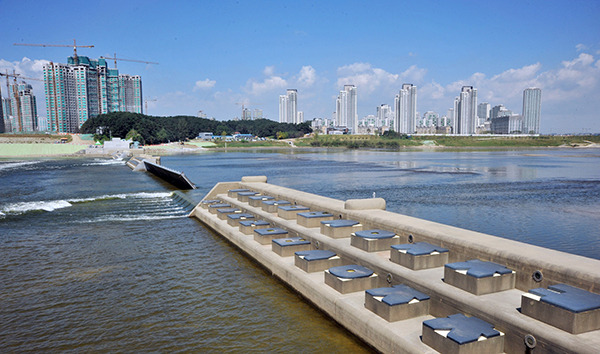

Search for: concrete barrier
xmin=189 ymin=177 xmax=600 ymax=353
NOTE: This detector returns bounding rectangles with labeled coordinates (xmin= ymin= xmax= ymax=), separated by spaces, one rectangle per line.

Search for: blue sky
xmin=1 ymin=0 xmax=599 ymax=133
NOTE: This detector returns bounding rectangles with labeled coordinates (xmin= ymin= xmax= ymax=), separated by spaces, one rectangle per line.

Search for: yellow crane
xmin=14 ymin=39 xmax=94 ymax=64
xmin=100 ymin=53 xmax=158 ymax=69
xmin=0 ymin=71 xmax=43 ymax=132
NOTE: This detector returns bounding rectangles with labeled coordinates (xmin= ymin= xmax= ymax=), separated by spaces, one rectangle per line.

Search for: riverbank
xmin=2 ymin=134 xmax=599 ymax=158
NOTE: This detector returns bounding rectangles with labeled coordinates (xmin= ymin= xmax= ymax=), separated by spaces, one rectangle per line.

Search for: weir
xmin=189 ymin=176 xmax=600 ymax=353
xmin=125 ymin=155 xmax=196 ymax=190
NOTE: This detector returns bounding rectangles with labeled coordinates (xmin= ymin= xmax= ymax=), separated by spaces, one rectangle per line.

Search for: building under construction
xmin=43 ymin=56 xmax=143 ymax=133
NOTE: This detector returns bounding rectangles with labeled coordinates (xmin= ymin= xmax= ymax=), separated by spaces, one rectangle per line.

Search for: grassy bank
xmin=301 ymin=134 xmax=600 ymax=148
xmin=0 ymin=143 xmax=85 ymax=157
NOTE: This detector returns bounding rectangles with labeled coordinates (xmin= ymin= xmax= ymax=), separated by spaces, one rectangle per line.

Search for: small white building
xmin=103 ymin=138 xmax=132 ymax=151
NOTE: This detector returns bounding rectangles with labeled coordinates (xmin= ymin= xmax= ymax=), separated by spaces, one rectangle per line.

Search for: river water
xmin=1 ymin=148 xmax=599 ymax=351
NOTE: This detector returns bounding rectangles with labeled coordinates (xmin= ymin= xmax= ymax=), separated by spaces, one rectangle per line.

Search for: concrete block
xmin=200 ymin=199 xmax=221 ymax=209
xmin=261 ymin=200 xmax=291 ymax=213
xmin=248 ymin=195 xmax=274 ymax=207
xmin=344 ymin=198 xmax=386 ymax=210
xmin=239 ymin=220 xmax=270 ymax=235
xmin=226 ymin=213 xmax=254 ymax=227
xmin=208 ymin=203 xmax=231 ymax=214
xmin=391 ymin=242 xmax=449 ymax=270
xmin=365 ymin=284 xmax=430 ymax=322
xmin=253 ymin=227 xmax=288 ymax=245
xmin=296 ymin=211 xmax=334 ymax=228
xmin=320 ymin=219 xmax=363 ymax=239
xmin=444 ymin=260 xmax=515 ymax=295
xmin=277 ymin=205 xmax=310 ymax=220
xmin=422 ymin=314 xmax=504 ymax=354
xmin=217 ymin=208 xmax=241 ymax=220
xmin=324 ymin=265 xmax=378 ymax=294
xmin=521 ymin=284 xmax=600 ymax=334
xmin=237 ymin=191 xmax=258 ymax=202
xmin=227 ymin=188 xmax=250 ymax=198
xmin=271 ymin=237 xmax=312 ymax=257
xmin=350 ymin=229 xmax=400 ymax=252
xmin=294 ymin=250 xmax=342 ymax=273
xmin=241 ymin=175 xmax=267 ymax=183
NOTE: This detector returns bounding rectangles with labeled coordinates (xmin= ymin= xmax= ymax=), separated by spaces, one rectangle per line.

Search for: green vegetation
xmin=418 ymin=135 xmax=600 ymax=147
xmin=80 ymin=112 xmax=311 ymax=145
xmin=210 ymin=140 xmax=291 ymax=148
xmin=305 ymin=134 xmax=420 ymax=148
xmin=301 ymin=134 xmax=600 ymax=149
xmin=0 ymin=133 xmax=72 ymax=142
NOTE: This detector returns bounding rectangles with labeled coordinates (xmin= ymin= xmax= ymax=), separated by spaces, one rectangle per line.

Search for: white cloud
xmin=245 ymin=66 xmax=288 ymax=96
xmin=297 ymin=65 xmax=316 ymax=87
xmin=246 ymin=75 xmax=287 ymax=96
xmin=263 ymin=66 xmax=275 ymax=76
xmin=194 ymin=78 xmax=216 ymax=90
xmin=576 ymin=43 xmax=588 ymax=52
xmin=336 ymin=62 xmax=399 ymax=96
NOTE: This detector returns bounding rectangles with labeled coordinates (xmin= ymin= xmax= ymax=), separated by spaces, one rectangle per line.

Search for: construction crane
xmin=144 ymin=98 xmax=157 ymax=115
xmin=14 ymin=39 xmax=94 ymax=64
xmin=100 ymin=53 xmax=158 ymax=69
xmin=0 ymin=71 xmax=43 ymax=132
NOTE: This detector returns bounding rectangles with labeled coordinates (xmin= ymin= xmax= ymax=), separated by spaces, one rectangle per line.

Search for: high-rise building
xmin=43 ymin=56 xmax=143 ymax=133
xmin=278 ymin=89 xmax=298 ymax=123
xmin=490 ymin=104 xmax=512 ymax=120
xmin=253 ymin=109 xmax=263 ymax=120
xmin=394 ymin=84 xmax=417 ymax=134
xmin=420 ymin=111 xmax=439 ymax=127
xmin=456 ymin=86 xmax=477 ymax=134
xmin=296 ymin=111 xmax=304 ymax=124
xmin=287 ymin=89 xmax=297 ymax=124
xmin=522 ymin=88 xmax=541 ymax=134
xmin=119 ymin=74 xmax=143 ymax=114
xmin=335 ymin=85 xmax=357 ymax=133
xmin=279 ymin=95 xmax=287 ymax=123
xmin=242 ymin=107 xmax=252 ymax=120
xmin=477 ymin=102 xmax=490 ymax=125
xmin=10 ymin=82 xmax=38 ymax=132
xmin=0 ymin=98 xmax=7 ymax=133
xmin=376 ymin=104 xmax=393 ymax=128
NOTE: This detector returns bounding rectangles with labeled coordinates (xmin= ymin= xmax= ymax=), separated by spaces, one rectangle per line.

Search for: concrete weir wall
xmin=190 ymin=176 xmax=600 ymax=353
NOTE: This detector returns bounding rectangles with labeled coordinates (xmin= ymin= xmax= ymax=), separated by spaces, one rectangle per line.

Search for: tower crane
xmin=14 ymin=39 xmax=94 ymax=64
xmin=0 ymin=71 xmax=43 ymax=132
xmin=100 ymin=53 xmax=158 ymax=69
xmin=144 ymin=98 xmax=157 ymax=115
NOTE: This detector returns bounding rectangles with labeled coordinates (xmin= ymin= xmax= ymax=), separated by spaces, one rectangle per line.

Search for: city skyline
xmin=0 ymin=1 xmax=599 ymax=133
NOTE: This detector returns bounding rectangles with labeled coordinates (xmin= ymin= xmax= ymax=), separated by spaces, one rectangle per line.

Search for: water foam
xmin=1 ymin=192 xmax=174 ymax=215
xmin=79 ymin=214 xmax=188 ymax=223
xmin=0 ymin=160 xmax=42 ymax=172
xmin=81 ymin=159 xmax=127 ymax=166
xmin=2 ymin=200 xmax=73 ymax=213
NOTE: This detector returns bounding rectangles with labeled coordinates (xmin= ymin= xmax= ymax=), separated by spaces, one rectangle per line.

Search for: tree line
xmin=80 ymin=112 xmax=312 ymax=145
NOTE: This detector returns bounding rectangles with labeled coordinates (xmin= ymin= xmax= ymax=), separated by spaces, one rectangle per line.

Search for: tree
xmin=276 ymin=131 xmax=289 ymax=139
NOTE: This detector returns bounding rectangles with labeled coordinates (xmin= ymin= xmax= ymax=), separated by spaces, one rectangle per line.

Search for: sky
xmin=1 ymin=0 xmax=599 ymax=134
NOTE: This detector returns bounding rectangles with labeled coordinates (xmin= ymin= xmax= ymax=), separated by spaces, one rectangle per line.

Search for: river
xmin=1 ymin=148 xmax=599 ymax=351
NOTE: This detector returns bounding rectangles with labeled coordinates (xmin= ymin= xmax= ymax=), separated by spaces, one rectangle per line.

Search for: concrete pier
xmin=189 ymin=176 xmax=600 ymax=353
